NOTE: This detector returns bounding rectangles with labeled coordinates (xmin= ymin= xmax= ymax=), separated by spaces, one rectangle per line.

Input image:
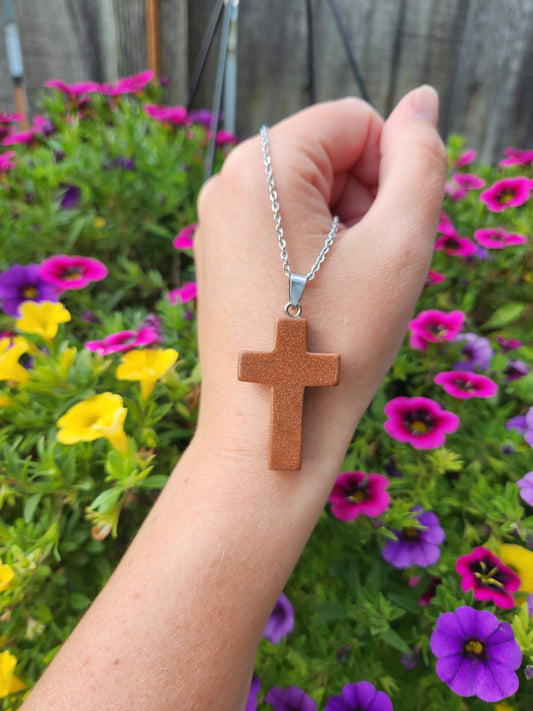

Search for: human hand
xmin=193 ymin=86 xmax=447 ymax=474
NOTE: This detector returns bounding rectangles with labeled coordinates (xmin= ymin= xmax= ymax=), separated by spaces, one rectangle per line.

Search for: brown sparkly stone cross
xmin=238 ymin=318 xmax=340 ymax=471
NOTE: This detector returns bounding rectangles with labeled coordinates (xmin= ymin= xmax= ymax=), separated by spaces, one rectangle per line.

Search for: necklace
xmin=237 ymin=126 xmax=341 ymax=471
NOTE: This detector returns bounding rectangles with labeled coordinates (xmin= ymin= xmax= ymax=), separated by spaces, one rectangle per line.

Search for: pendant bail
xmin=289 ymin=272 xmax=307 ymax=310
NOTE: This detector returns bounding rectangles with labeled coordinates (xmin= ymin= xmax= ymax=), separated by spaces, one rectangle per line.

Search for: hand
xmin=194 ymin=86 xmax=447 ymax=470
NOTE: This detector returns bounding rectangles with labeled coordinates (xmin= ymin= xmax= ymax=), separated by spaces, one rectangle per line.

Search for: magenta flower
xmin=425 ymin=270 xmax=446 ymax=285
xmin=144 ymin=103 xmax=188 ymax=125
xmin=0 ymin=151 xmax=16 ymax=171
xmin=216 ymin=129 xmax=237 ymax=146
xmin=437 ymin=211 xmax=458 ymax=236
xmin=0 ymin=264 xmax=59 ymax=317
xmin=39 ymin=255 xmax=108 ymax=290
xmin=453 ymin=332 xmax=493 ymax=372
xmin=188 ymin=108 xmax=213 ymax=127
xmin=44 ymin=79 xmax=101 ymax=97
xmin=2 ymin=126 xmax=40 ymax=146
xmin=517 ymin=472 xmax=533 ymax=506
xmin=504 ymin=359 xmax=529 ymax=382
xmin=434 ymin=234 xmax=477 ymax=257
xmin=265 ymin=686 xmax=316 ymax=711
xmin=456 ymin=547 xmax=521 ymax=609
xmin=384 ymin=396 xmax=459 ymax=449
xmin=480 ymin=176 xmax=531 ymax=212
xmin=328 ymin=471 xmax=390 ymax=521
xmin=168 ymin=281 xmax=197 ymax=305
xmin=100 ymin=70 xmax=154 ymax=96
xmin=84 ymin=328 xmax=160 ymax=356
xmin=499 ymin=147 xmax=533 ymax=167
xmin=444 ymin=181 xmax=467 ymax=202
xmin=408 ymin=309 xmax=465 ymax=350
xmin=474 ymin=227 xmax=527 ymax=249
xmin=382 ymin=507 xmax=444 ymax=569
xmin=433 ymin=371 xmax=498 ymax=399
xmin=454 ymin=149 xmax=477 ymax=167
xmin=325 ymin=682 xmax=392 ymax=711
xmin=451 ymin=172 xmax=486 ymax=190
xmin=173 ymin=223 xmax=196 ymax=249
xmin=430 ymin=606 xmax=522 ymax=702
xmin=496 ymin=336 xmax=522 ymax=352
xmin=263 ymin=592 xmax=294 ymax=644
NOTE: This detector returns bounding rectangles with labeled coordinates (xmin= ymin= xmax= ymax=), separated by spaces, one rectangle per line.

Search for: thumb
xmin=362 ymin=85 xmax=447 ymax=278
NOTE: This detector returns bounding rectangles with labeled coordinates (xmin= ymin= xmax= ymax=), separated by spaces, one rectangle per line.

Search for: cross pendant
xmin=238 ymin=318 xmax=340 ymax=470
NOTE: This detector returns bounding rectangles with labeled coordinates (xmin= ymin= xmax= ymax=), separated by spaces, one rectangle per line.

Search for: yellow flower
xmin=0 ymin=560 xmax=14 ymax=592
xmin=0 ymin=338 xmax=30 ymax=384
xmin=15 ymin=301 xmax=71 ymax=342
xmin=495 ymin=702 xmax=515 ymax=711
xmin=0 ymin=650 xmax=26 ymax=698
xmin=497 ymin=544 xmax=533 ymax=593
xmin=0 ymin=394 xmax=13 ymax=408
xmin=56 ymin=392 xmax=128 ymax=452
xmin=116 ymin=348 xmax=178 ymax=400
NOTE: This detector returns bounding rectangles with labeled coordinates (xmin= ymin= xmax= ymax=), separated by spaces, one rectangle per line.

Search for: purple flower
xmin=517 ymin=472 xmax=533 ymax=506
xmin=384 ymin=397 xmax=459 ymax=450
xmin=433 ymin=371 xmax=498 ymax=399
xmin=506 ymin=407 xmax=533 ymax=448
xmin=504 ymin=359 xmax=529 ymax=382
xmin=328 ymin=472 xmax=390 ymax=521
xmin=263 ymin=592 xmax=294 ymax=644
xmin=325 ymin=682 xmax=393 ymax=711
xmin=456 ymin=547 xmax=521 ymax=609
xmin=265 ymin=686 xmax=316 ymax=711
xmin=480 ymin=176 xmax=531 ymax=212
xmin=59 ymin=184 xmax=81 ymax=210
xmin=246 ymin=674 xmax=261 ymax=711
xmin=408 ymin=310 xmax=465 ymax=350
xmin=39 ymin=255 xmax=108 ymax=290
xmin=188 ymin=108 xmax=213 ymax=127
xmin=430 ymin=606 xmax=522 ymax=702
xmin=0 ymin=264 xmax=59 ymax=317
xmin=381 ymin=507 xmax=445 ymax=568
xmin=453 ymin=332 xmax=493 ymax=372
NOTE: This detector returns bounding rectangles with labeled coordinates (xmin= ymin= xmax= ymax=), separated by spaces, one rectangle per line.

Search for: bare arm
xmin=20 ymin=87 xmax=446 ymax=711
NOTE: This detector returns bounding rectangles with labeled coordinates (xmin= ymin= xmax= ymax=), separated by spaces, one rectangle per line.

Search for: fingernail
xmin=414 ymin=85 xmax=439 ymax=126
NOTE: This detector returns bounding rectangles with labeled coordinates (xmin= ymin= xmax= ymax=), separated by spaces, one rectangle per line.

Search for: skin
xmin=20 ymin=86 xmax=447 ymax=711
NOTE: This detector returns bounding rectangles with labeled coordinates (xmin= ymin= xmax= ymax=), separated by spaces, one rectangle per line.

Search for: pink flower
xmin=328 ymin=471 xmax=390 ymax=521
xmin=456 ymin=547 xmax=520 ymax=609
xmin=144 ymin=103 xmax=188 ymax=125
xmin=480 ymin=177 xmax=531 ymax=212
xmin=437 ymin=211 xmax=458 ymax=236
xmin=496 ymin=336 xmax=522 ymax=353
xmin=474 ymin=227 xmax=527 ymax=249
xmin=425 ymin=270 xmax=446 ymax=285
xmin=452 ymin=173 xmax=486 ymax=190
xmin=433 ymin=371 xmax=498 ymax=399
xmin=39 ymin=255 xmax=108 ymax=290
xmin=454 ymin=149 xmax=477 ymax=167
xmin=2 ymin=126 xmax=40 ymax=146
xmin=216 ymin=129 xmax=237 ymax=146
xmin=173 ymin=223 xmax=197 ymax=249
xmin=0 ymin=151 xmax=16 ymax=171
xmin=44 ymin=79 xmax=101 ymax=96
xmin=84 ymin=328 xmax=160 ymax=356
xmin=101 ymin=70 xmax=154 ymax=96
xmin=168 ymin=282 xmax=197 ymax=305
xmin=384 ymin=396 xmax=460 ymax=449
xmin=444 ymin=182 xmax=467 ymax=202
xmin=499 ymin=147 xmax=533 ymax=167
xmin=434 ymin=234 xmax=477 ymax=257
xmin=408 ymin=309 xmax=465 ymax=350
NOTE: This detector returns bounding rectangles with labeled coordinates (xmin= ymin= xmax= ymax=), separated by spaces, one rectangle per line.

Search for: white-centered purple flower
xmin=517 ymin=471 xmax=533 ymax=506
xmin=264 ymin=686 xmax=316 ymax=711
xmin=325 ymin=681 xmax=393 ymax=711
xmin=381 ymin=507 xmax=445 ymax=569
xmin=263 ymin=592 xmax=294 ymax=644
xmin=430 ymin=606 xmax=522 ymax=702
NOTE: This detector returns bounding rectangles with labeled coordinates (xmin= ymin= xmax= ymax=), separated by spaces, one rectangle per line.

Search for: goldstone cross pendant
xmin=238 ymin=317 xmax=340 ymax=471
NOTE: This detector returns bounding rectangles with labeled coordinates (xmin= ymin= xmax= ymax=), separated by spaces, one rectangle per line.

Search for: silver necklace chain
xmin=260 ymin=125 xmax=339 ymax=316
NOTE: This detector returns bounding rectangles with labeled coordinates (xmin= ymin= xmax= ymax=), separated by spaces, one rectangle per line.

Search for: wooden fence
xmin=0 ymin=0 xmax=532 ymax=162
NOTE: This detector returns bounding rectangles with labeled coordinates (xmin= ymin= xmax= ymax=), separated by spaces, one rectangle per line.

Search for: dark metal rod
xmin=326 ymin=0 xmax=372 ymax=105
xmin=305 ymin=0 xmax=316 ymax=105
xmin=203 ymin=0 xmax=232 ymax=182
xmin=187 ymin=0 xmax=225 ymax=110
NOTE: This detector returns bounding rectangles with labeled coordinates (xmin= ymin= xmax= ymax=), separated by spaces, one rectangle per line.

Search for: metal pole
xmin=3 ymin=0 xmax=28 ymax=128
xmin=305 ymin=0 xmax=316 ymax=105
xmin=222 ymin=0 xmax=239 ymax=134
xmin=187 ymin=0 xmax=225 ymax=110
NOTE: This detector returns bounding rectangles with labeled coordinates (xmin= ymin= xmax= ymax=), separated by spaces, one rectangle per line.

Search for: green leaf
xmin=311 ymin=602 xmax=350 ymax=625
xmin=481 ymin=302 xmax=526 ymax=330
xmin=379 ymin=626 xmax=411 ymax=653
xmin=24 ymin=493 xmax=42 ymax=523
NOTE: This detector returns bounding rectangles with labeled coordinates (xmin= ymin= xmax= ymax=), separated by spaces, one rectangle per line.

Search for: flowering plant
xmin=1 ymin=79 xmax=533 ymax=710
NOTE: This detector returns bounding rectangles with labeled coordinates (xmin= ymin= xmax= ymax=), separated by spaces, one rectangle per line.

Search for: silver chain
xmin=260 ymin=125 xmax=339 ymax=283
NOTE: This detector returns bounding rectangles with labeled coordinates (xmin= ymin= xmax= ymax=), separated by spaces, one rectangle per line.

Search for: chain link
xmin=260 ymin=125 xmax=339 ymax=282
